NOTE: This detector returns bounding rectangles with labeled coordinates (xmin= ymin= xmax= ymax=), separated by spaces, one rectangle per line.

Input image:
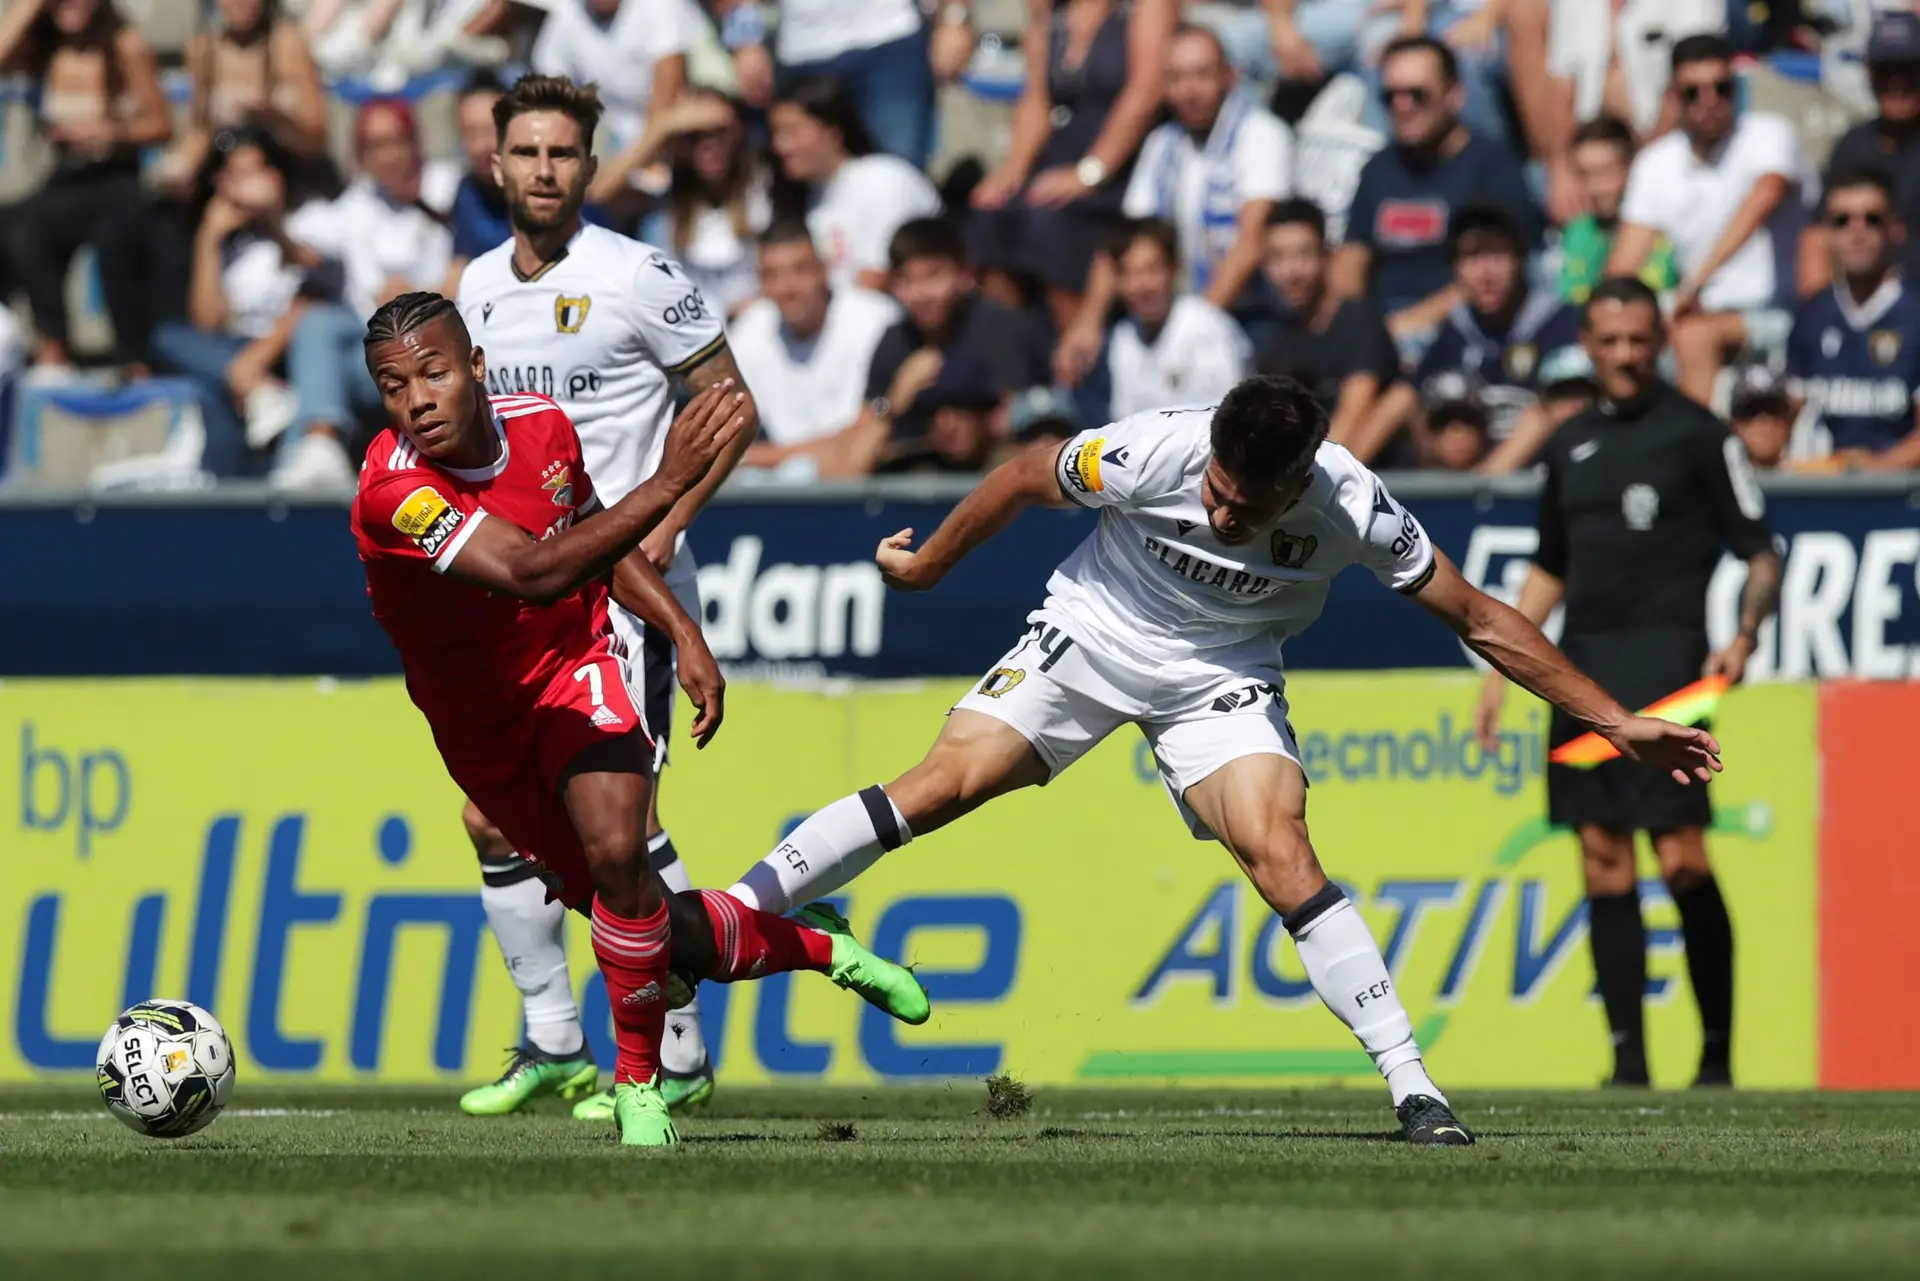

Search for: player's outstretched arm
xmin=876 ymin=442 xmax=1075 ymax=592
xmin=1472 ymin=562 xmax=1564 ymax=749
xmin=443 ymin=382 xmax=748 ymax=605
xmin=1413 ymin=549 xmax=1723 ymax=784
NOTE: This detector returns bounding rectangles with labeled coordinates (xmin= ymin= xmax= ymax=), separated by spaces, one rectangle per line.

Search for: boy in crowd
xmin=1557 ymin=116 xmax=1680 ymax=306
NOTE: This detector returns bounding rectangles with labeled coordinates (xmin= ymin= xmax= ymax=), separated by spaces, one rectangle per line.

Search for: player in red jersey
xmin=350 ymin=292 xmax=931 ymax=1146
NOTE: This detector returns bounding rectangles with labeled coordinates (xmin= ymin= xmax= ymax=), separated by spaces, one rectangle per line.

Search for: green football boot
xmin=793 ymin=901 xmax=932 ymax=1025
xmin=612 ymin=1079 xmax=680 ymax=1147
xmin=661 ymin=1064 xmax=715 ymax=1112
xmin=572 ymin=1087 xmax=615 ymax=1123
xmin=573 ymin=1063 xmax=713 ymax=1121
xmin=459 ymin=1044 xmax=599 ymax=1116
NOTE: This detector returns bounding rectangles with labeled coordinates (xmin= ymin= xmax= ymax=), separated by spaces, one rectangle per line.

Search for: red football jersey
xmin=351 ymin=394 xmax=610 ymax=724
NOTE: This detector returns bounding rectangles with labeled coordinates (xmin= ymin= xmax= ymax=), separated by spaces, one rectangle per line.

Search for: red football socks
xmin=696 ymin=889 xmax=833 ymax=981
xmin=589 ymin=897 xmax=671 ymax=1085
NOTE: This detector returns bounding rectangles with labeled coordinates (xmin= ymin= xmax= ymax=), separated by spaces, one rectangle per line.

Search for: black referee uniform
xmin=1533 ymin=380 xmax=1774 ymax=1083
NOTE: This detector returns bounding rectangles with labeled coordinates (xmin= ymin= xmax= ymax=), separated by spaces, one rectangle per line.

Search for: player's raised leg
xmin=688 ymin=885 xmax=929 ymax=1024
xmin=1181 ymin=754 xmax=1472 ymax=1146
xmin=726 ymin=709 xmax=1053 ymax=915
xmin=460 ymin=802 xmax=596 ymax=1116
xmin=547 ymin=728 xmax=931 ymax=1141
xmin=650 ymin=827 xmax=712 ymax=1105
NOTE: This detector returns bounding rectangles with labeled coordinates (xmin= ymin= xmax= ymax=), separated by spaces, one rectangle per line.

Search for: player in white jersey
xmin=449 ymin=75 xmax=759 ymax=1123
xmin=714 ymin=377 xmax=1724 ymax=1145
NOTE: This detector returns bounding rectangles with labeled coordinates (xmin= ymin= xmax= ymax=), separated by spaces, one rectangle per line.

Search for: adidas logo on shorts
xmin=590 ymin=705 xmax=623 ymax=728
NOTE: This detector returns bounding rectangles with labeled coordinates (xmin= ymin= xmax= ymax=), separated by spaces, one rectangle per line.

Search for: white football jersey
xmin=456 ymin=224 xmax=728 ymax=506
xmin=1046 ymin=405 xmax=1436 ymax=669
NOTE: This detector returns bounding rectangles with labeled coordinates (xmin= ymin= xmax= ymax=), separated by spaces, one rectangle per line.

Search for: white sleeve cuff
xmin=430 ymin=508 xmax=488 ymax=573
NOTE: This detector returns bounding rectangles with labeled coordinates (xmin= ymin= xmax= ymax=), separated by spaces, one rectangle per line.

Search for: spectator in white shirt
xmin=1608 ymin=34 xmax=1818 ymax=405
xmin=274 ymin=98 xmax=456 ymax=489
xmin=291 ymin=99 xmax=455 ymax=320
xmin=734 ymin=221 xmax=899 ymax=470
xmin=1059 ymin=23 xmax=1290 ymax=383
xmin=769 ymin=76 xmax=943 ymax=293
xmin=1125 ymin=24 xmax=1292 ymax=294
xmin=1106 ymin=217 xmax=1251 ymax=418
xmin=532 ymin=0 xmax=691 ymax=223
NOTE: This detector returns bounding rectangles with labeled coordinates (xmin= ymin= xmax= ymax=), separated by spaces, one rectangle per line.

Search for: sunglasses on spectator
xmin=1379 ymin=85 xmax=1433 ymax=108
xmin=1828 ymin=211 xmax=1887 ymax=229
xmin=1679 ymin=79 xmax=1736 ymax=105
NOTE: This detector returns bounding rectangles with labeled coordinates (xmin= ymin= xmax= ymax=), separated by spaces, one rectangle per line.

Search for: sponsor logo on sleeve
xmin=554 ymin=295 xmax=592 ymax=333
xmin=1065 ymin=437 xmax=1106 ymax=494
xmin=391 ymin=485 xmax=465 ymax=557
xmin=662 ymin=289 xmax=709 ymax=326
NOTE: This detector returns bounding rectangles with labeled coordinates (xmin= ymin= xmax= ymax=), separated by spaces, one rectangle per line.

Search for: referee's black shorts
xmin=1547 ymin=627 xmax=1712 ymax=833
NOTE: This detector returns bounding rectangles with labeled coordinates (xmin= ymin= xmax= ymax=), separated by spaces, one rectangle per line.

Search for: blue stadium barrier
xmin=3 ymin=473 xmax=1918 ymax=679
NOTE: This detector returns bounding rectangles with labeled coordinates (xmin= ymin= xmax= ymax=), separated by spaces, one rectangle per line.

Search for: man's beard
xmin=509 ymin=189 xmax=580 ymax=234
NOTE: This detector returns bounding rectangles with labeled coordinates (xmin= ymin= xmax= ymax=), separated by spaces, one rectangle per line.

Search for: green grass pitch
xmin=3 ymin=1085 xmax=1918 ymax=1278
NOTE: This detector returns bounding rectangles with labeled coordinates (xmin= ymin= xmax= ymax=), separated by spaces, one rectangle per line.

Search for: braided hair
xmin=363 ymin=292 xmax=464 ymax=352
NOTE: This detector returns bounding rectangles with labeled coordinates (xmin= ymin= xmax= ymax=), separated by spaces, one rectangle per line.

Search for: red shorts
xmin=436 ymin=647 xmax=651 ymax=909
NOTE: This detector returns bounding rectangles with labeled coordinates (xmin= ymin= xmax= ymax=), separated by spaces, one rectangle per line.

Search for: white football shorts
xmin=608 ymin=541 xmax=703 ymax=771
xmin=951 ymin=608 xmax=1303 ymax=838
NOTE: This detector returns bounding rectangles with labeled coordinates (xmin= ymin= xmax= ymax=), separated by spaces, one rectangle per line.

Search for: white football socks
xmin=726 ymin=785 xmax=912 ymax=916
xmin=1287 ymin=884 xmax=1444 ymax=1107
xmin=650 ymin=831 xmax=709 ymax=1076
xmin=478 ymin=863 xmax=584 ymax=1058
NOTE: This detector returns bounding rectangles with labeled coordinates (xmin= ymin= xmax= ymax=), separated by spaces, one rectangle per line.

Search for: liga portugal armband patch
xmin=391 ymin=485 xmax=465 ymax=557
xmin=1066 ymin=436 xmax=1106 ymax=496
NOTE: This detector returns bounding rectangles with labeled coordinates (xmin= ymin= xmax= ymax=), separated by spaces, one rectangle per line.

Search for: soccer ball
xmin=95 ymin=999 xmax=235 ymax=1138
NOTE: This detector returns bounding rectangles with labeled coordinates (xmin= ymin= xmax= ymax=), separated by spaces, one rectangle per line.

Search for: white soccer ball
xmin=95 ymin=999 xmax=235 ymax=1138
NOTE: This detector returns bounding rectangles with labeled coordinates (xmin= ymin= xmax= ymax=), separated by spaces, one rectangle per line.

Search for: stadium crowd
xmin=0 ymin=0 xmax=1913 ymax=488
